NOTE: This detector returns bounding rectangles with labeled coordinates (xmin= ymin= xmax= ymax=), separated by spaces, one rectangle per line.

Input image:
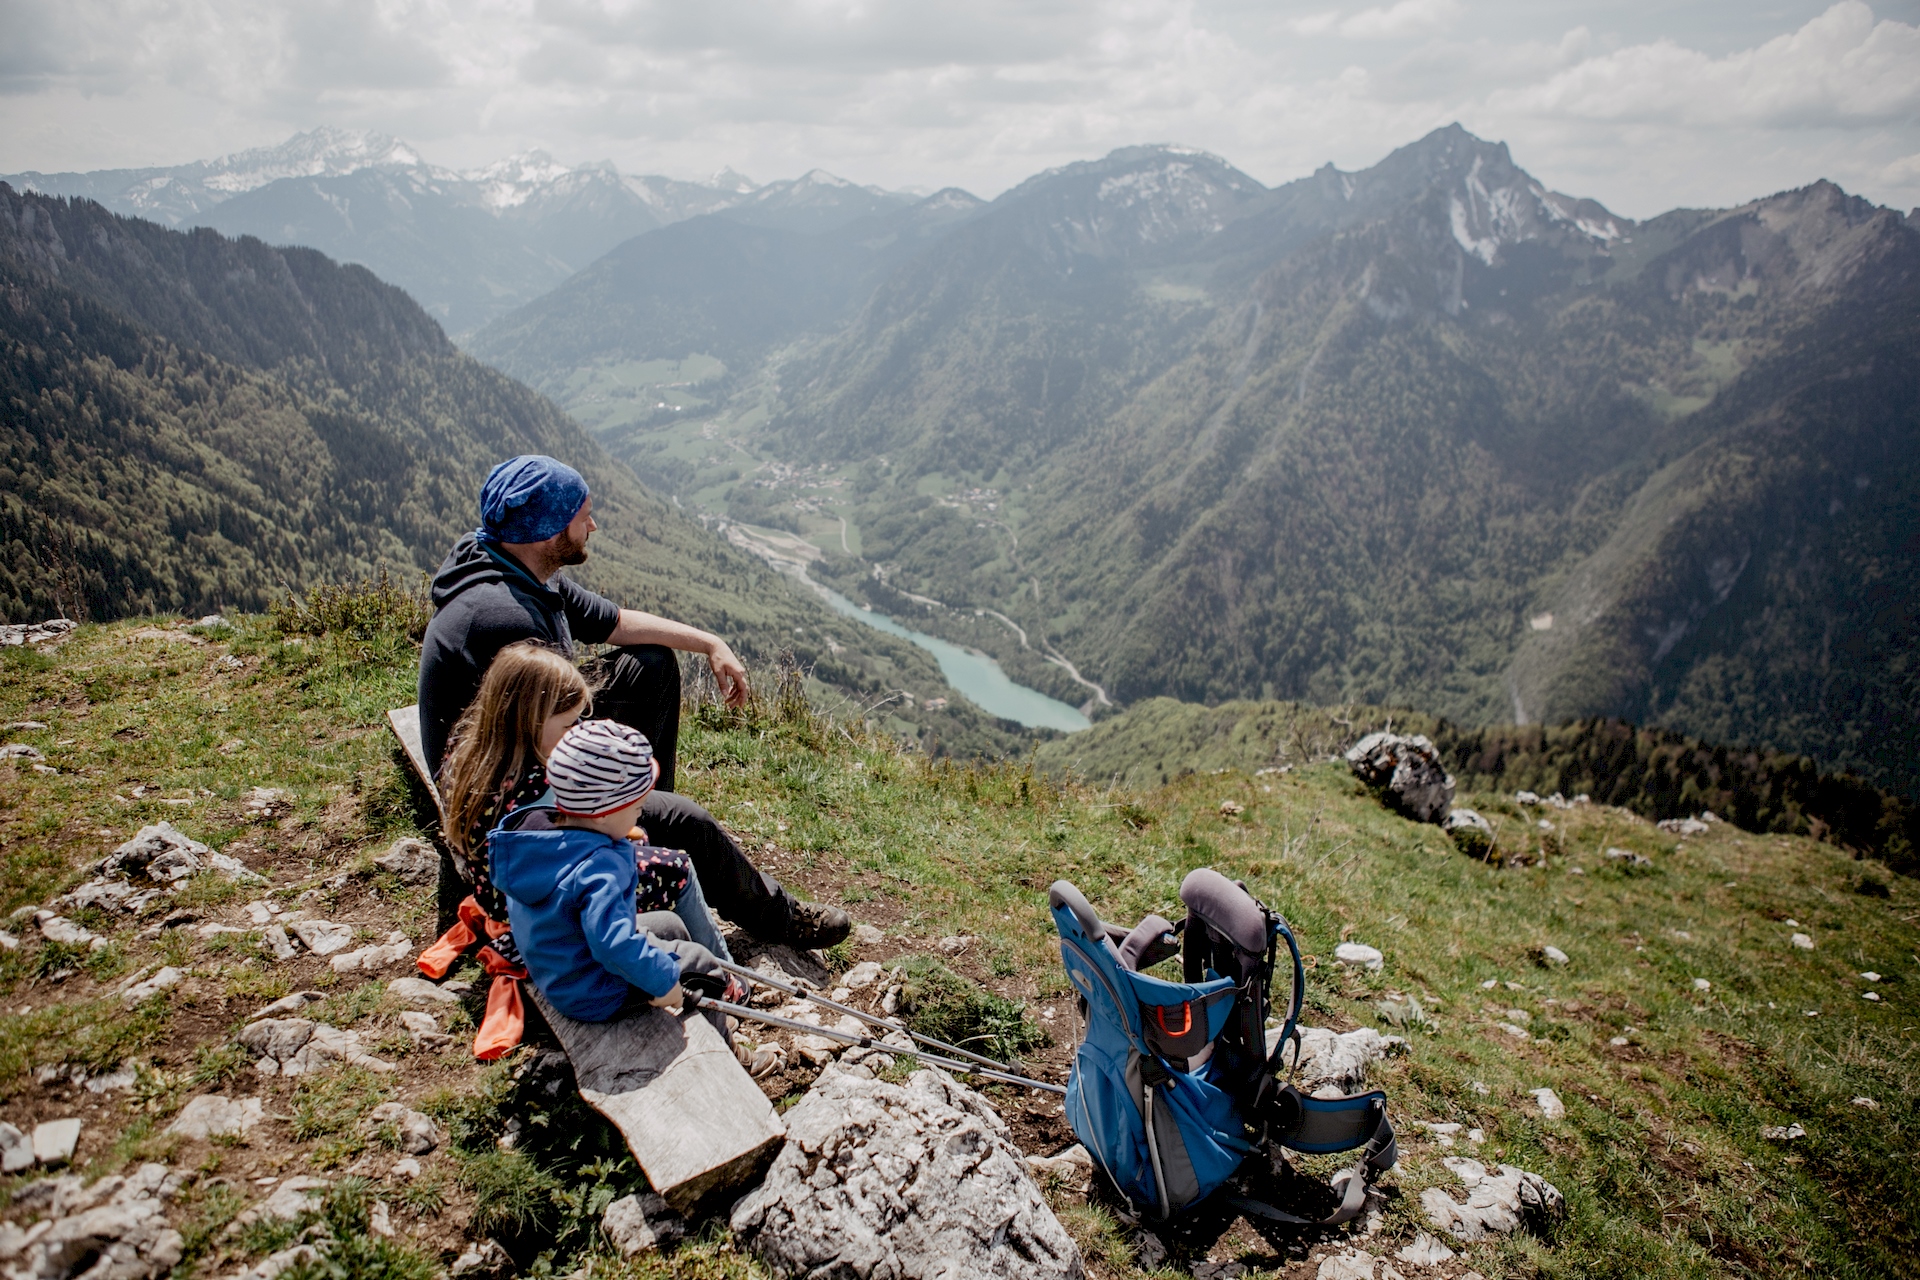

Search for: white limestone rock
xmin=288 ymin=920 xmax=354 ymax=957
xmin=449 ymin=1241 xmax=512 ymax=1275
xmin=32 ymin=1120 xmax=81 ymax=1166
xmin=398 ymin=1011 xmax=451 ymax=1048
xmin=233 ymin=1244 xmax=322 ymax=1280
xmin=602 ymin=1191 xmax=687 ymax=1257
xmin=388 ymin=977 xmax=461 ymax=1006
xmin=1396 ymin=1232 xmax=1456 ymax=1265
xmin=366 ymin=1103 xmax=441 ymax=1155
xmin=329 ymin=932 xmax=413 ymax=974
xmin=0 ymin=1163 xmax=186 ymax=1279
xmin=1026 ymin=1144 xmax=1094 ymax=1191
xmin=1530 ymin=1087 xmax=1565 ymax=1120
xmin=252 ymin=992 xmax=325 ymax=1019
xmin=1316 ymin=1251 xmax=1377 ymax=1280
xmin=1268 ymin=1025 xmax=1407 ymax=1097
xmin=34 ymin=913 xmax=101 ymax=949
xmin=841 ymin=960 xmax=885 ymax=990
xmin=1334 ymin=942 xmax=1385 ymax=972
xmin=123 ymin=967 xmax=184 ymax=1006
xmin=229 ymin=1178 xmax=330 ymax=1235
xmin=0 ymin=1122 xmax=31 ymax=1173
xmin=166 ymin=1095 xmax=264 ymax=1141
xmin=101 ymin=823 xmax=210 ymax=881
xmin=60 ymin=879 xmax=139 ymax=913
xmin=1420 ymin=1157 xmax=1565 ymax=1242
xmin=238 ymin=1019 xmax=396 ymax=1077
xmin=259 ymin=925 xmax=297 ymax=961
xmin=373 ymin=837 xmax=438 ymax=883
xmin=731 ymin=1066 xmax=1084 ymax=1279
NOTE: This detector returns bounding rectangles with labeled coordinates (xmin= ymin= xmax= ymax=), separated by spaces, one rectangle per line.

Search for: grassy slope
xmin=0 ymin=621 xmax=1915 ymax=1278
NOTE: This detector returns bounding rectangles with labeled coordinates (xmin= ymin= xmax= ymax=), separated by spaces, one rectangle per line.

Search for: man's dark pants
xmin=585 ymin=645 xmax=794 ymax=941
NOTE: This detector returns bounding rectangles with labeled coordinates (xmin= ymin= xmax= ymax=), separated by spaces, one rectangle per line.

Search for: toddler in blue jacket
xmin=488 ymin=719 xmax=723 ymax=1021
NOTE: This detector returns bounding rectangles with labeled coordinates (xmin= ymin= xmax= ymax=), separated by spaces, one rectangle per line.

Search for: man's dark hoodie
xmin=417 ymin=533 xmax=619 ymax=777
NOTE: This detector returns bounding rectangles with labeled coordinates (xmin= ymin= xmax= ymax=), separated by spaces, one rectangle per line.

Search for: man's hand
xmin=649 ymin=983 xmax=686 ymax=1011
xmin=708 ymin=640 xmax=750 ymax=708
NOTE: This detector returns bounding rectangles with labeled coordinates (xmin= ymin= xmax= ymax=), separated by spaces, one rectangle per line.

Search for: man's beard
xmin=555 ymin=529 xmax=590 ymax=566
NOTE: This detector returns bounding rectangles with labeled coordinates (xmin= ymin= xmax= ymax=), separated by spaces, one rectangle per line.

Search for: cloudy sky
xmin=3 ymin=0 xmax=1917 ymax=217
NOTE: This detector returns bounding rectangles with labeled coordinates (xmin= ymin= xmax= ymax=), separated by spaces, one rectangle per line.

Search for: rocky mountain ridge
xmin=469 ymin=123 xmax=1920 ymax=797
xmin=5 ymin=130 xmax=920 ymax=333
xmin=0 ymin=184 xmax=1040 ymax=757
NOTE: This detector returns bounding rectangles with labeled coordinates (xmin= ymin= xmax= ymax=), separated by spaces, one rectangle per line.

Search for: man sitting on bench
xmin=418 ymin=454 xmax=851 ymax=949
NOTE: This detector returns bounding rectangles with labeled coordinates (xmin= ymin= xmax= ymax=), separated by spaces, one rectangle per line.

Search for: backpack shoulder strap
xmin=1264 ymin=916 xmax=1306 ymax=1075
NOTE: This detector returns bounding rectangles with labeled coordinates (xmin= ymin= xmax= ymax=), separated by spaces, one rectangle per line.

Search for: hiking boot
xmin=786 ymin=899 xmax=852 ymax=950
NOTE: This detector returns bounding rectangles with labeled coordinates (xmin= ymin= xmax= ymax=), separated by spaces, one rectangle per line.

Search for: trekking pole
xmin=713 ymin=956 xmax=1038 ymax=1079
xmin=686 ymin=993 xmax=1067 ymax=1094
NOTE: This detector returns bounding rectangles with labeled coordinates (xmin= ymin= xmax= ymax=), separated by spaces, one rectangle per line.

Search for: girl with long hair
xmin=437 ymin=640 xmax=729 ymax=961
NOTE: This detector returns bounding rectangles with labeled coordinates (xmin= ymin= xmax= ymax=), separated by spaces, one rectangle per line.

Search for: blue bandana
xmin=476 ymin=456 xmax=589 ymax=544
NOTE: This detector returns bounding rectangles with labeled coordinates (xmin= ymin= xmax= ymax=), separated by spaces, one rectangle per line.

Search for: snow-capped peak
xmin=463 ymin=150 xmax=580 ymax=209
xmin=1446 ymin=154 xmax=1632 ymax=265
xmin=795 ymin=169 xmax=852 ymax=189
xmin=198 ymin=128 xmax=421 ymax=194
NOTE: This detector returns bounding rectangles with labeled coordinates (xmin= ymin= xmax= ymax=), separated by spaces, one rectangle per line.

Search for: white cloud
xmin=0 ymin=0 xmax=1915 ymax=218
xmin=1492 ymin=2 xmax=1920 ymax=127
xmin=1339 ymin=0 xmax=1463 ymax=41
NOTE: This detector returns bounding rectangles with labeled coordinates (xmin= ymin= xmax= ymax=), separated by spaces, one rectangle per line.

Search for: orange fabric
xmin=418 ymin=896 xmax=514 ymax=979
xmin=417 ymin=898 xmax=481 ymax=979
xmin=421 ymin=897 xmax=528 ymax=1060
xmin=473 ymin=974 xmax=526 ymax=1061
xmin=472 ymin=941 xmax=531 ymax=1061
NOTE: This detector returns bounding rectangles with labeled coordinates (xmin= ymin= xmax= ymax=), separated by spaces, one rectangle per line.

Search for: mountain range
xmin=4 ymin=130 xmax=918 ymax=335
xmin=0 ymin=183 xmax=1028 ymax=757
xmin=466 ymin=125 xmax=1920 ymax=799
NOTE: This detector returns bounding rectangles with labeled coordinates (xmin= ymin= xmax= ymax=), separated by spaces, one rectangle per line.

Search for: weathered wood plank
xmin=385 ymin=705 xmax=445 ymax=827
xmin=529 ymin=986 xmax=786 ymax=1213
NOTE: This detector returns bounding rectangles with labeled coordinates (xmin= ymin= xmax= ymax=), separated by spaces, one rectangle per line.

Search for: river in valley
xmin=814 ymin=587 xmax=1091 ymax=733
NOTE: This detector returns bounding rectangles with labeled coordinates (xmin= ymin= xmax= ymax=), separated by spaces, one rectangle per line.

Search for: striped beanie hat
xmin=547 ymin=720 xmax=658 ymax=818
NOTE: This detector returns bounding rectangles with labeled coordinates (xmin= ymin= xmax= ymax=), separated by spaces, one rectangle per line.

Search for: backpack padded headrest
xmin=1180 ymin=867 xmax=1268 ymax=954
xmin=1116 ymin=915 xmax=1178 ymax=973
xmin=1049 ymin=880 xmax=1107 ymax=944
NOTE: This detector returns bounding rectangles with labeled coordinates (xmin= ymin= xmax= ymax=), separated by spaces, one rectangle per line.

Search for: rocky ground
xmin=0 ymin=611 xmax=1915 ymax=1279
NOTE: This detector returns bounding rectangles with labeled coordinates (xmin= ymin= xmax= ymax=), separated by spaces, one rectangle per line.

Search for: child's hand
xmin=649 ymin=983 xmax=685 ymax=1011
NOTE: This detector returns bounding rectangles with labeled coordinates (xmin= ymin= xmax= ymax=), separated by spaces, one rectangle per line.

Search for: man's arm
xmin=607 ymin=610 xmax=750 ymax=708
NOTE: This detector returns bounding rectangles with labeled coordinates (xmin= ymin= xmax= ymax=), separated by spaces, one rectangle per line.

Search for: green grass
xmin=0 ymin=614 xmax=1914 ymax=1277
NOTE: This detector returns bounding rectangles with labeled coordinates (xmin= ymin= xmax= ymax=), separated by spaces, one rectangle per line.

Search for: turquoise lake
xmin=815 ymin=588 xmax=1091 ymax=733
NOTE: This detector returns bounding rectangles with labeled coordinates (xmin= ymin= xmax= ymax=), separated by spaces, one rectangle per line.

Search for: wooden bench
xmin=385 ymin=703 xmax=786 ymax=1211
xmin=529 ymin=987 xmax=785 ymax=1212
xmin=386 ymin=704 xmax=446 ymax=830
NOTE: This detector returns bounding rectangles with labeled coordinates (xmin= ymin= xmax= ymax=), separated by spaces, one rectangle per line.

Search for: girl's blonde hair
xmin=440 ymin=641 xmax=591 ymax=863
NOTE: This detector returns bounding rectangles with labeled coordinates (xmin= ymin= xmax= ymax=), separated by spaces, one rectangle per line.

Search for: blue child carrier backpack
xmin=1050 ymin=869 xmax=1397 ymax=1225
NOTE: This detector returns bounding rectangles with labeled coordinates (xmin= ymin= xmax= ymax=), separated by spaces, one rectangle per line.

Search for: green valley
xmin=471 ymin=128 xmax=1920 ymax=798
xmin=0 ymin=185 xmax=1033 ymax=758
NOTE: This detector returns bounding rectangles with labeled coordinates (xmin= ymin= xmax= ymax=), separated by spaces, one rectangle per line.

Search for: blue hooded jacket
xmin=487 ymin=825 xmax=680 ymax=1021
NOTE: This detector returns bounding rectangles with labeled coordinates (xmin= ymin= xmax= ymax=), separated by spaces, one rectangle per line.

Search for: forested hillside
xmin=480 ymin=126 xmax=1918 ymax=795
xmin=775 ymin=134 xmax=1920 ymax=800
xmin=0 ymin=185 xmax=1029 ymax=755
